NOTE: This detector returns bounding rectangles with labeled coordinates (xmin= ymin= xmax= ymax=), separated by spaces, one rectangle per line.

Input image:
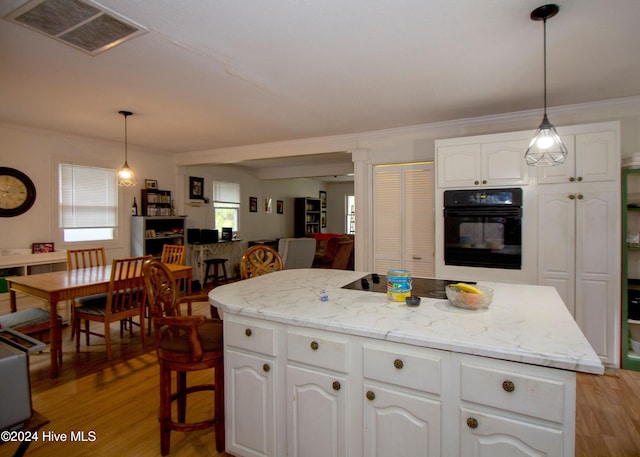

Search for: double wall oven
xmin=443 ymin=188 xmax=523 ymax=270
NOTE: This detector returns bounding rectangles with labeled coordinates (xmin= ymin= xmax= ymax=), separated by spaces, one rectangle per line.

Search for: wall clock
xmin=0 ymin=167 xmax=37 ymax=217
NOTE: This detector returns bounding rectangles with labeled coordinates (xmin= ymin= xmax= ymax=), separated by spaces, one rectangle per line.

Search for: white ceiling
xmin=1 ymin=0 xmax=639 ymax=172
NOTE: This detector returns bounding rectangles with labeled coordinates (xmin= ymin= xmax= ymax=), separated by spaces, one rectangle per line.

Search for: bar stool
xmin=203 ymin=258 xmax=229 ymax=286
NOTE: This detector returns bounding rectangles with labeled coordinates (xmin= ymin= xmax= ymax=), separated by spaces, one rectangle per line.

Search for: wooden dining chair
xmin=67 ymin=247 xmax=107 ymax=338
xmin=240 ymin=244 xmax=284 ymax=279
xmin=66 ymin=247 xmax=107 ymax=270
xmin=143 ymin=259 xmax=225 ymax=455
xmin=160 ymin=244 xmax=185 ymax=265
xmin=74 ymin=255 xmax=151 ymax=360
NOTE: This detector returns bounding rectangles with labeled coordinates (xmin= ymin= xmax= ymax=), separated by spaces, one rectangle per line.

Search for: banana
xmin=451 ymin=283 xmax=482 ymax=294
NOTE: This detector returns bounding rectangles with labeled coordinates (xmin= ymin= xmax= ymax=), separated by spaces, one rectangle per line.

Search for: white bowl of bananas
xmin=445 ymin=283 xmax=493 ymax=310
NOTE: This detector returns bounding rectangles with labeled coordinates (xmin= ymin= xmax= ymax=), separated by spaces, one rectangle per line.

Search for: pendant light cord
xmin=124 ymin=114 xmax=128 ymax=163
xmin=543 ymin=18 xmax=548 ymax=114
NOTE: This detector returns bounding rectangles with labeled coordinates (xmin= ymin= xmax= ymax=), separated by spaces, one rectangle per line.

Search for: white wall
xmin=0 ymin=123 xmax=177 ymax=262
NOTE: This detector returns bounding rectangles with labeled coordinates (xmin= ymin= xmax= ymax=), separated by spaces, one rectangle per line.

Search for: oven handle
xmin=444 ymin=207 xmax=522 ymax=218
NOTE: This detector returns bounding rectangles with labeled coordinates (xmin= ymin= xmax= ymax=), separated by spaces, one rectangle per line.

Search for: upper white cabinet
xmin=436 ymin=137 xmax=529 ymax=188
xmin=537 ymin=130 xmax=617 ymax=184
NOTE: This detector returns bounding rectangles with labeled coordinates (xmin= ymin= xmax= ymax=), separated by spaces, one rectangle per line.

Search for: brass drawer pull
xmin=263 ymin=364 xmax=270 ymax=372
xmin=366 ymin=390 xmax=375 ymax=401
xmin=310 ymin=341 xmax=319 ymax=351
xmin=332 ymin=381 xmax=341 ymax=391
xmin=466 ymin=417 xmax=478 ymax=429
xmin=245 ymin=328 xmax=252 ymax=337
xmin=502 ymin=380 xmax=515 ymax=392
xmin=393 ymin=359 xmax=404 ymax=369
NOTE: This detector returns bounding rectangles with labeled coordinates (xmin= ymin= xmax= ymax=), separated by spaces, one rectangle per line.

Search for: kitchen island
xmin=209 ymin=269 xmax=603 ymax=457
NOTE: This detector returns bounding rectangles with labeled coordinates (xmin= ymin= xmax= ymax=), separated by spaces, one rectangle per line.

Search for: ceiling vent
xmin=5 ymin=0 xmax=147 ymax=55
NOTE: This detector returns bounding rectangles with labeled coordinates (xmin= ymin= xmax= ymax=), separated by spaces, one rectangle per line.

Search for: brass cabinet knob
xmin=577 ymin=176 xmax=583 ymax=182
xmin=393 ymin=359 xmax=404 ymax=369
xmin=332 ymin=381 xmax=341 ymax=391
xmin=366 ymin=390 xmax=375 ymax=401
xmin=474 ymin=180 xmax=479 ymax=185
xmin=466 ymin=417 xmax=478 ymax=429
xmin=577 ymin=194 xmax=584 ymax=200
xmin=569 ymin=177 xmax=575 ymax=182
xmin=310 ymin=341 xmax=319 ymax=351
xmin=482 ymin=180 xmax=487 ymax=184
xmin=245 ymin=328 xmax=252 ymax=337
xmin=263 ymin=364 xmax=270 ymax=372
xmin=502 ymin=380 xmax=515 ymax=392
xmin=568 ymin=194 xmax=576 ymax=200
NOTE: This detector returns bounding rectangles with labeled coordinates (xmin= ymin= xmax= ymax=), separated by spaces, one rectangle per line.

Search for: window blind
xmin=59 ymin=163 xmax=117 ymax=229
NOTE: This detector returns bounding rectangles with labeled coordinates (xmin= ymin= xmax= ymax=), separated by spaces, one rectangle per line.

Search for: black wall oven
xmin=443 ymin=188 xmax=523 ymax=270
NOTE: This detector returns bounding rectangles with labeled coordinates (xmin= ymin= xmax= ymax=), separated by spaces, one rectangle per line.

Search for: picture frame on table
xmin=249 ymin=196 xmax=258 ymax=212
xmin=277 ymin=200 xmax=284 ymax=214
xmin=145 ymin=179 xmax=158 ymax=189
xmin=32 ymin=242 xmax=55 ymax=253
xmin=189 ymin=176 xmax=204 ymax=200
xmin=321 ymin=211 xmax=327 ymax=228
xmin=319 ymin=190 xmax=327 ymax=208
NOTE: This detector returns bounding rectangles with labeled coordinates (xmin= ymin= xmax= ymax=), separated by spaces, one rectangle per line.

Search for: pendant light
xmin=117 ymin=110 xmax=137 ymax=187
xmin=524 ymin=4 xmax=567 ymax=167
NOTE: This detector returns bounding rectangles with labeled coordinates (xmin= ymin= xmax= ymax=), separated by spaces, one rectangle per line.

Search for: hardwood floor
xmin=5 ymin=299 xmax=640 ymax=456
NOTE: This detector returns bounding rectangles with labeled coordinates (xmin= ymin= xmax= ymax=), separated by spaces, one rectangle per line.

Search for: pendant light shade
xmin=117 ymin=110 xmax=137 ymax=187
xmin=524 ymin=4 xmax=568 ymax=167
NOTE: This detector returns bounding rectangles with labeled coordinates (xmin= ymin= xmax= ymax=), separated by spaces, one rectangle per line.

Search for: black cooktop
xmin=342 ymin=274 xmax=474 ymax=299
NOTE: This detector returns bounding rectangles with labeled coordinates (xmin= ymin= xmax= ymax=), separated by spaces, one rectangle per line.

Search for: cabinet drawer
xmin=225 ymin=317 xmax=276 ymax=356
xmin=287 ymin=329 xmax=348 ymax=373
xmin=363 ymin=343 xmax=442 ymax=394
xmin=460 ymin=360 xmax=569 ymax=423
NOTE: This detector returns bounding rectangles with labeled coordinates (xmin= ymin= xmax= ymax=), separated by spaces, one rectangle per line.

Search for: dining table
xmin=7 ymin=262 xmax=193 ymax=378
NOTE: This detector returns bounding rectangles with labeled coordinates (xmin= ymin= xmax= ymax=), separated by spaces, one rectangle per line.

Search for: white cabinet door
xmin=537 ymin=192 xmax=576 ymax=315
xmin=460 ymin=408 xmax=565 ymax=457
xmin=437 ymin=144 xmax=482 ymax=188
xmin=576 ymin=130 xmax=618 ymax=183
xmin=574 ymin=191 xmax=618 ymax=363
xmin=537 ymin=130 xmax=616 ymax=184
xmin=225 ymin=350 xmax=276 ymax=457
xmin=537 ymin=190 xmax=618 ymax=364
xmin=363 ymin=384 xmax=441 ymax=457
xmin=481 ymin=139 xmax=529 ymax=187
xmin=287 ymin=365 xmax=347 ymax=457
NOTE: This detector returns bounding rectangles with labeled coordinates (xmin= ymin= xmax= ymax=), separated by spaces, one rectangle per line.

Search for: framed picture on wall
xmin=189 ymin=176 xmax=204 ymax=200
xmin=249 ymin=196 xmax=258 ymax=212
xmin=319 ymin=190 xmax=327 ymax=208
xmin=321 ymin=211 xmax=327 ymax=228
xmin=277 ymin=200 xmax=284 ymax=214
xmin=145 ymin=179 xmax=158 ymax=189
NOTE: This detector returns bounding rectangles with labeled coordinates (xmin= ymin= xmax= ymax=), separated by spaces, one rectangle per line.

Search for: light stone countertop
xmin=208 ymin=268 xmax=604 ymax=374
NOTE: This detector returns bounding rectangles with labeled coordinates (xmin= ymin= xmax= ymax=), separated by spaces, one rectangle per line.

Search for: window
xmin=346 ymin=195 xmax=355 ymax=234
xmin=212 ymin=181 xmax=240 ymax=233
xmin=59 ymin=163 xmax=118 ymax=242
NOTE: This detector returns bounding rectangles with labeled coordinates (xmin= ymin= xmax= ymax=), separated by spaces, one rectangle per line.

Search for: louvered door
xmin=374 ymin=163 xmax=434 ymax=278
